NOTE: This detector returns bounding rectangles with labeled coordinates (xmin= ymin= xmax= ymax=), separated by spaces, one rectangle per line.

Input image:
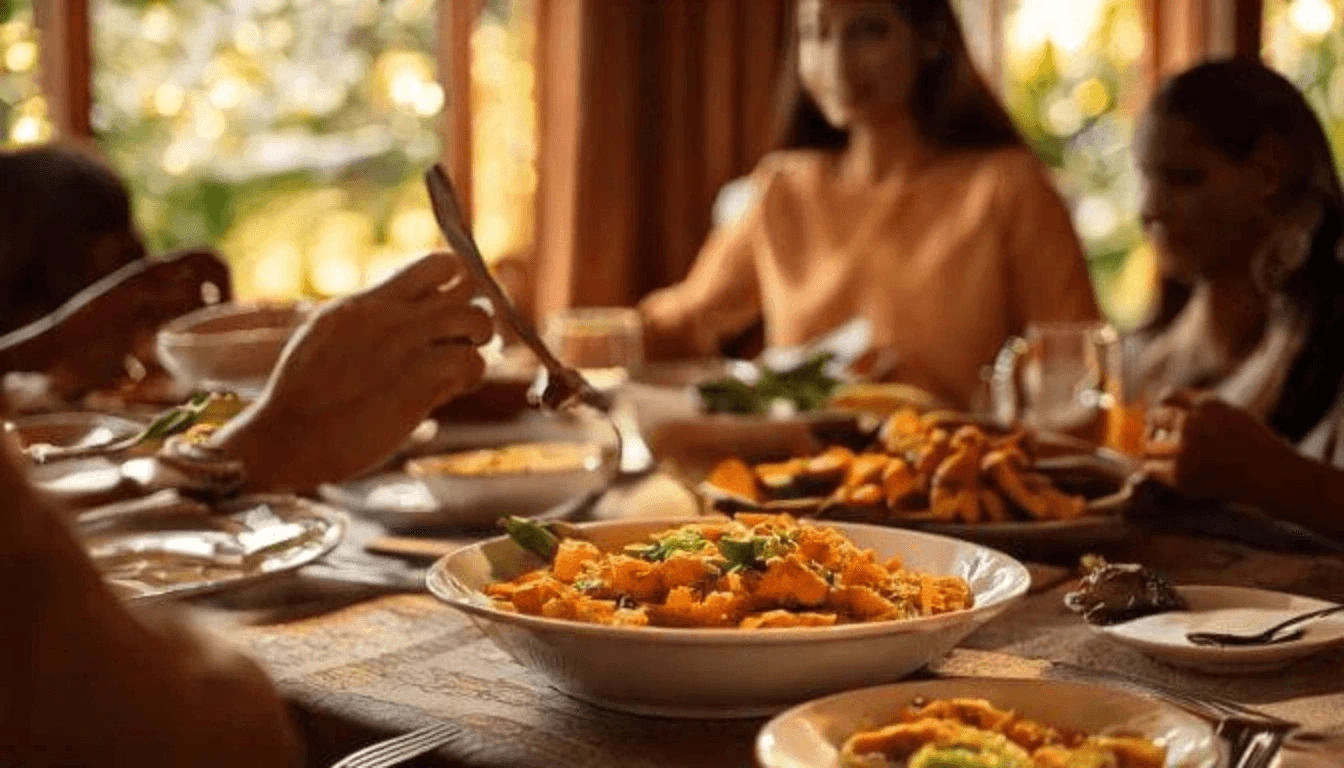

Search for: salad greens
xmin=697 ymin=353 xmax=839 ymax=415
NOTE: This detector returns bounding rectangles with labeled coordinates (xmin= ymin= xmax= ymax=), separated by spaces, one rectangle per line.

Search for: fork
xmin=330 ymin=722 xmax=461 ymax=768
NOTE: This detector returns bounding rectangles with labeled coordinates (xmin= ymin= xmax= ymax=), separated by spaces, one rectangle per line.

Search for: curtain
xmin=1141 ymin=0 xmax=1263 ymax=83
xmin=532 ymin=0 xmax=789 ymax=320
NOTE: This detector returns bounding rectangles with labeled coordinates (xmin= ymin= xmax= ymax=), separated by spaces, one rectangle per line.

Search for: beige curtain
xmin=532 ymin=0 xmax=789 ymax=320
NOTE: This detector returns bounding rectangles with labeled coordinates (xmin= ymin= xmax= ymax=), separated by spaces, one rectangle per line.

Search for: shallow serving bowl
xmin=756 ymin=678 xmax=1222 ymax=768
xmin=156 ymin=301 xmax=310 ymax=396
xmin=426 ymin=518 xmax=1031 ymax=718
xmin=403 ymin=441 xmax=614 ymax=528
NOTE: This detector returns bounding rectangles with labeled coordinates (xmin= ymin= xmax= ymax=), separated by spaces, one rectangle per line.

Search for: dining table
xmin=171 ymin=469 xmax=1344 ymax=768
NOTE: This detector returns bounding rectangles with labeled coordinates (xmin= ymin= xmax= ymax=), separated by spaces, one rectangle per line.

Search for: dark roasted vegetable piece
xmin=1063 ymin=555 xmax=1187 ymax=625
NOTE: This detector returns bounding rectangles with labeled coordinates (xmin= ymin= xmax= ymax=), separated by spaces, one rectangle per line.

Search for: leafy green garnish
xmin=697 ymin=353 xmax=839 ymax=415
xmin=140 ymin=393 xmax=215 ymax=442
xmin=502 ymin=516 xmax=561 ymax=561
xmin=572 ymin=575 xmax=606 ymax=593
xmin=624 ymin=529 xmax=710 ymax=562
xmin=716 ymin=534 xmax=794 ymax=573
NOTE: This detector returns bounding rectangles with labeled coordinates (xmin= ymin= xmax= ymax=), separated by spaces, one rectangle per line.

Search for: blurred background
xmin=2 ymin=0 xmax=1341 ymax=329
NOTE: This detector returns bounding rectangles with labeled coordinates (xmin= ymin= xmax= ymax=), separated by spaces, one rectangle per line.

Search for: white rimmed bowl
xmin=756 ymin=678 xmax=1222 ymax=768
xmin=426 ymin=518 xmax=1031 ymax=718
xmin=156 ymin=301 xmax=310 ymax=396
xmin=403 ymin=442 xmax=615 ymax=528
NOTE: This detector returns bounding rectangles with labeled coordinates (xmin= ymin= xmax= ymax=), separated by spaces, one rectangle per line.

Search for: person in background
xmin=0 ymin=252 xmax=491 ymax=765
xmin=0 ymin=144 xmax=232 ymax=398
xmin=0 ymin=145 xmax=150 ymax=333
xmin=639 ymin=0 xmax=1099 ymax=407
xmin=1134 ymin=60 xmax=1344 ymax=539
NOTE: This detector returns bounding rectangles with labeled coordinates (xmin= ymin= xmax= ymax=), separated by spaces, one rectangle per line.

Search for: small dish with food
xmin=426 ymin=515 xmax=1029 ymax=717
xmin=404 ymin=442 xmax=614 ymax=528
xmin=757 ymin=678 xmax=1221 ymax=768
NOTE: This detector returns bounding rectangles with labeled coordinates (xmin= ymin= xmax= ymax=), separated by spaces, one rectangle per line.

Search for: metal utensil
xmin=424 ymin=164 xmax=610 ymax=413
xmin=330 ymin=722 xmax=462 ymax=768
xmin=1186 ymin=604 xmax=1344 ymax=647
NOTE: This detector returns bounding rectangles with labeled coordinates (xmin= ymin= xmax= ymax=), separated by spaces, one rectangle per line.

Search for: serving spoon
xmin=1186 ymin=604 xmax=1344 ymax=647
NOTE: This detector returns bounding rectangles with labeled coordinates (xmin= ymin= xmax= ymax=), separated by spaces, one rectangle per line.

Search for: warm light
xmin=412 ymin=82 xmax=445 ymax=116
xmin=1289 ymin=0 xmax=1338 ymax=37
xmin=209 ymin=76 xmax=246 ymax=110
xmin=1045 ymin=96 xmax=1084 ymax=136
xmin=264 ymin=19 xmax=294 ymax=50
xmin=9 ymin=115 xmax=47 ymax=144
xmin=1073 ymin=78 xmax=1110 ymax=118
xmin=153 ymin=83 xmax=185 ymax=116
xmin=161 ymin=142 xmax=193 ymax=176
xmin=1075 ymin=195 xmax=1119 ymax=240
xmin=140 ymin=5 xmax=177 ymax=45
xmin=234 ymin=20 xmax=263 ymax=54
xmin=5 ymin=39 xmax=37 ymax=72
xmin=1110 ymin=15 xmax=1146 ymax=63
xmin=251 ymin=242 xmax=305 ymax=298
xmin=389 ymin=208 xmax=440 ymax=250
xmin=1009 ymin=0 xmax=1105 ymax=55
xmin=309 ymin=254 xmax=362 ymax=296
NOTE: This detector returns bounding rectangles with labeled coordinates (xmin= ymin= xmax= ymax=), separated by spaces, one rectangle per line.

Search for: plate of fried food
xmin=426 ymin=513 xmax=1029 ymax=717
xmin=757 ymin=678 xmax=1220 ymax=767
xmin=701 ymin=410 xmax=1136 ymax=554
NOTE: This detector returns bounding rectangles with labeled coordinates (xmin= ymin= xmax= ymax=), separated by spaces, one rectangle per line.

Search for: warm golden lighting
xmin=5 ymin=39 xmax=36 ymax=72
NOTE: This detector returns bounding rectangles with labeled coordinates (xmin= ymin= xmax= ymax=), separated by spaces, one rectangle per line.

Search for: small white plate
xmin=1095 ymin=585 xmax=1344 ymax=675
xmin=756 ymin=678 xmax=1221 ymax=768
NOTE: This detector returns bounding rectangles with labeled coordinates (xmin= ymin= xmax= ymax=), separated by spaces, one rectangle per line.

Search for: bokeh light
xmin=1 ymin=0 xmax=52 ymax=148
xmin=93 ymin=0 xmax=537 ymax=299
xmin=1265 ymin=0 xmax=1344 ymax=169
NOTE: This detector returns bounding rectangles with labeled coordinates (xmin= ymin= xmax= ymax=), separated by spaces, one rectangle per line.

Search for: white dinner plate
xmin=82 ymin=494 xmax=347 ymax=602
xmin=756 ymin=678 xmax=1222 ymax=768
xmin=1095 ymin=585 xmax=1344 ymax=675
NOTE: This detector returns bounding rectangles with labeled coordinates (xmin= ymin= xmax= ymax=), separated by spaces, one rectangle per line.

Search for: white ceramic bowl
xmin=426 ymin=518 xmax=1031 ymax=718
xmin=156 ymin=301 xmax=310 ymax=397
xmin=404 ymin=442 xmax=615 ymax=528
xmin=756 ymin=678 xmax=1222 ymax=768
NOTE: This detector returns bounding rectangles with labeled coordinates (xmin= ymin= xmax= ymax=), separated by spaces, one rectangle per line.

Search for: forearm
xmin=1233 ymin=446 xmax=1344 ymax=539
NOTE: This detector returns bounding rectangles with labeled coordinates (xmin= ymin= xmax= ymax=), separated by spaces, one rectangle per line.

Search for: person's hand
xmin=0 ymin=250 xmax=231 ymax=396
xmin=1141 ymin=390 xmax=1292 ymax=501
xmin=211 ymin=252 xmax=492 ymax=491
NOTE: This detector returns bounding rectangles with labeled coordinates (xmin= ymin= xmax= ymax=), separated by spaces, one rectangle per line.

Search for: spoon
xmin=1186 ymin=604 xmax=1344 ymax=647
xmin=423 ymin=164 xmax=611 ymax=414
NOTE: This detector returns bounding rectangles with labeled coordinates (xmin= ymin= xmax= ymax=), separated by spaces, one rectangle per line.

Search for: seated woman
xmin=639 ymin=0 xmax=1099 ymax=407
xmin=1133 ymin=60 xmax=1344 ymax=538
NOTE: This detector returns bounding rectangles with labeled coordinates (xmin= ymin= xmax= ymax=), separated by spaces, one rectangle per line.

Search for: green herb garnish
xmin=624 ymin=529 xmax=710 ymax=562
xmin=502 ymin=516 xmax=561 ymax=561
xmin=697 ymin=353 xmax=839 ymax=415
xmin=717 ymin=534 xmax=793 ymax=573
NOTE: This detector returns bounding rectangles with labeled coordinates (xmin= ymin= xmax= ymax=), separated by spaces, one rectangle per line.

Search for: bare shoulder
xmin=974 ymin=145 xmax=1055 ymax=188
xmin=752 ymin=149 xmax=832 ymax=189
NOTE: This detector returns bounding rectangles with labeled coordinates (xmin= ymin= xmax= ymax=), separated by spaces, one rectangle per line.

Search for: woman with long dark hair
xmin=1136 ymin=60 xmax=1344 ymax=538
xmin=639 ymin=0 xmax=1099 ymax=407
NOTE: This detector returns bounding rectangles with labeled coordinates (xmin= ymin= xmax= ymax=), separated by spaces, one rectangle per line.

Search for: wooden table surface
xmin=202 ymin=484 xmax=1344 ymax=768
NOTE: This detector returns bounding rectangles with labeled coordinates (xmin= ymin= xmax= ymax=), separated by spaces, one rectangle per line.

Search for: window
xmin=90 ymin=0 xmax=536 ymax=300
xmin=956 ymin=0 xmax=1154 ymax=328
xmin=1264 ymin=0 xmax=1344 ymax=165
xmin=1 ymin=0 xmax=51 ymax=145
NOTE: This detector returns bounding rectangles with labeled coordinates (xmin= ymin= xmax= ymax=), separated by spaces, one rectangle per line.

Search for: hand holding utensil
xmin=424 ymin=164 xmax=610 ymax=413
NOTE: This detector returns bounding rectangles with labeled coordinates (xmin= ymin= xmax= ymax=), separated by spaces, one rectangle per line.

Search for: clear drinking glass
xmin=542 ymin=307 xmax=645 ymax=391
xmin=991 ymin=322 xmax=1122 ymax=446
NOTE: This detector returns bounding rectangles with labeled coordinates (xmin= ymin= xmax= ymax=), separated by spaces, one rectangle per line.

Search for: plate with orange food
xmin=756 ymin=678 xmax=1221 ymax=767
xmin=700 ymin=410 xmax=1137 ymax=555
xmin=426 ymin=513 xmax=1029 ymax=717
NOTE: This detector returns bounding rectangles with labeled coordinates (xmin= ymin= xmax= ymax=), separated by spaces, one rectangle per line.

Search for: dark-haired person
xmin=1134 ymin=59 xmax=1344 ymax=539
xmin=639 ymin=0 xmax=1099 ymax=407
xmin=0 ymin=145 xmax=232 ymax=397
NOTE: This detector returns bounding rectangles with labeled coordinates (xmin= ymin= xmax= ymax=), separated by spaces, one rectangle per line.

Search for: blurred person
xmin=0 ymin=252 xmax=490 ymax=765
xmin=0 ymin=144 xmax=232 ymax=398
xmin=0 ymin=144 xmax=150 ymax=333
xmin=639 ymin=0 xmax=1099 ymax=407
xmin=1134 ymin=60 xmax=1344 ymax=538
